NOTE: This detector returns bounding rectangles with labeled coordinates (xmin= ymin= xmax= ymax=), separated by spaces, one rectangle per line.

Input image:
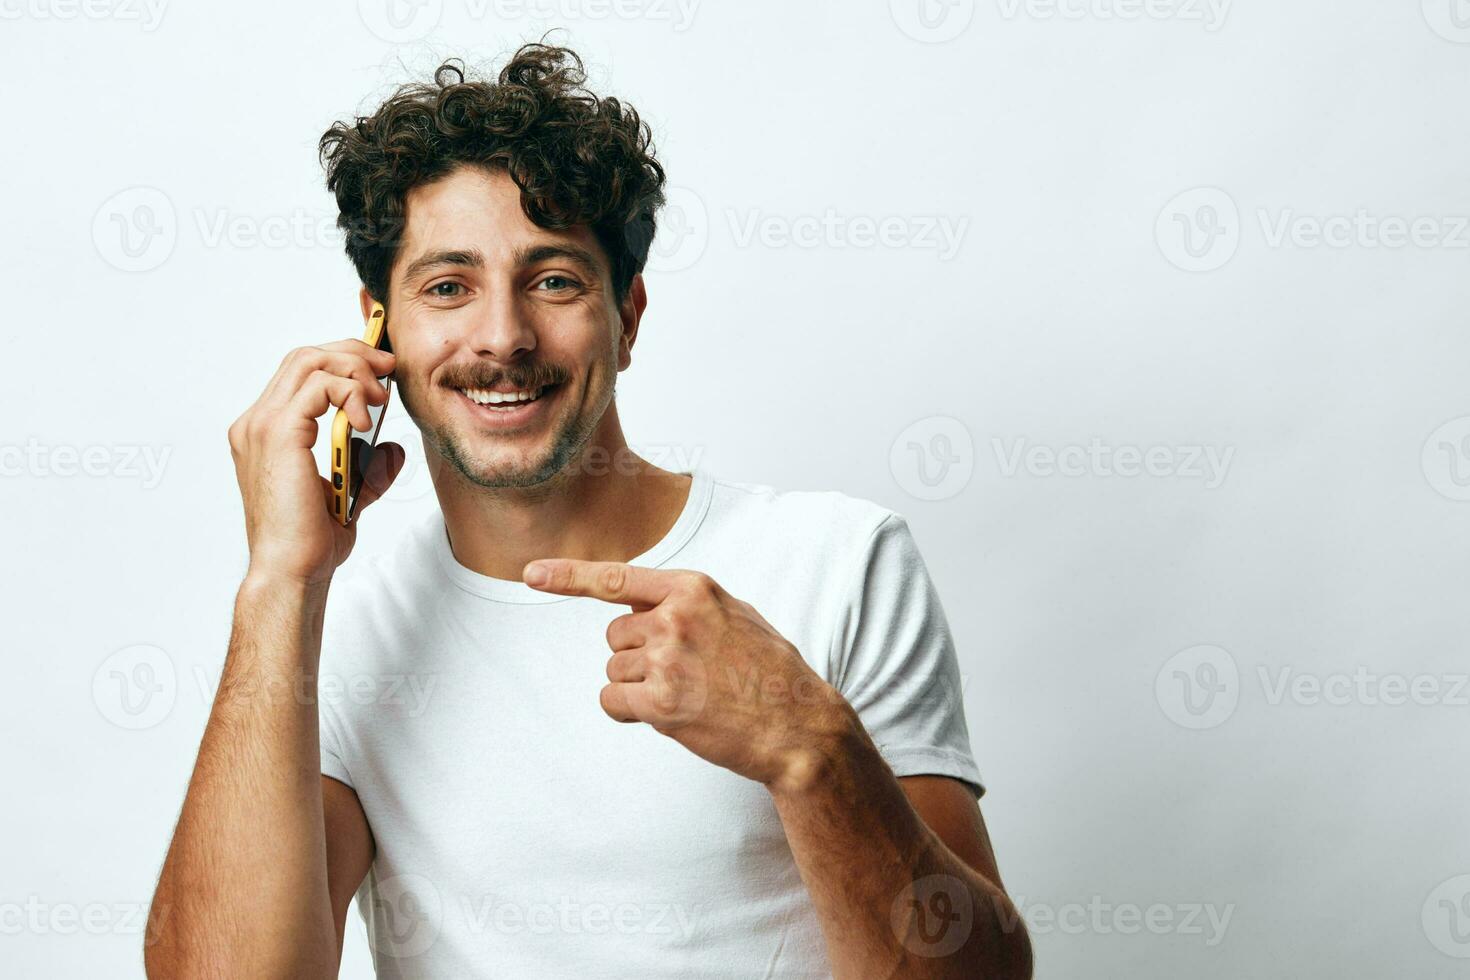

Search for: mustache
xmin=437 ymin=363 xmax=569 ymax=391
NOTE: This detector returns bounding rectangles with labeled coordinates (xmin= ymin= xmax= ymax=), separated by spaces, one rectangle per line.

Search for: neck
xmin=430 ymin=409 xmax=693 ymax=583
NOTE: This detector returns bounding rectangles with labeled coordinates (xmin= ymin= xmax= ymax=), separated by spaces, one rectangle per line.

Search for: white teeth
xmin=459 ymin=385 xmax=546 ymax=406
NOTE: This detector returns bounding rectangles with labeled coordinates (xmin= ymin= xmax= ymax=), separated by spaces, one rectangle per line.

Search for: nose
xmin=464 ymin=289 xmax=537 ymax=362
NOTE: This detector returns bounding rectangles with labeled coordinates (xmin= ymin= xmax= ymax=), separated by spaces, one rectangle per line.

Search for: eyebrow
xmin=400 ymin=247 xmax=484 ymax=286
xmin=514 ymin=243 xmax=602 ymax=277
xmin=399 ymin=242 xmax=603 ymax=287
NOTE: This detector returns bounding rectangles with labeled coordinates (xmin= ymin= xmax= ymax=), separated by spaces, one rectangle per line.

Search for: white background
xmin=3 ymin=0 xmax=1468 ymax=976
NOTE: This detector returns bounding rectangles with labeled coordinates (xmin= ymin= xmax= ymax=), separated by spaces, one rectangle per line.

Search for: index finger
xmin=321 ymin=337 xmax=396 ymax=375
xmin=522 ymin=559 xmax=677 ymax=608
xmin=258 ymin=340 xmax=395 ymax=408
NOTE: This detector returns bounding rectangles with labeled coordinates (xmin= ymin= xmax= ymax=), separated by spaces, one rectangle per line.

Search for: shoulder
xmin=710 ymin=470 xmax=896 ymax=534
xmin=696 ymin=471 xmax=913 ymax=578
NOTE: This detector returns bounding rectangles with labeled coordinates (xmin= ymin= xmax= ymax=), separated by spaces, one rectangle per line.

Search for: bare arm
xmin=770 ymin=726 xmax=1033 ymax=979
xmin=145 ymin=337 xmax=400 ymax=977
xmin=146 ymin=575 xmax=340 ymax=977
xmin=323 ymin=775 xmax=376 ymax=957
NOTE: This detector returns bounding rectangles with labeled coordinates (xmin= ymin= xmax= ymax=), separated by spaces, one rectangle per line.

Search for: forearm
xmin=146 ymin=573 xmax=338 ymax=978
xmin=770 ymin=704 xmax=1032 ymax=980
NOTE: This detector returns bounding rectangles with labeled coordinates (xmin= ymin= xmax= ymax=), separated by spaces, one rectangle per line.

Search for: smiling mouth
xmin=454 ymin=383 xmax=558 ymax=411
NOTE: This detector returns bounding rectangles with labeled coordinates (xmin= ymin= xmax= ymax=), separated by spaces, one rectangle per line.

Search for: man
xmin=146 ymin=42 xmax=1032 ymax=979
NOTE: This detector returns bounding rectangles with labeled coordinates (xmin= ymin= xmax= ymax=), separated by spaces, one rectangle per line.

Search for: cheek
xmin=542 ymin=328 xmax=609 ymax=379
xmin=393 ymin=333 xmax=455 ymax=386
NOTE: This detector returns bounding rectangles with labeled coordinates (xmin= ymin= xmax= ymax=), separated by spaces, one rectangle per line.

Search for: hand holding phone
xmin=227 ymin=311 xmax=400 ymax=586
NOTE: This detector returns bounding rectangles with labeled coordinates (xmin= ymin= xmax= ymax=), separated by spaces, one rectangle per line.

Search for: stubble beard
xmin=397 ymin=369 xmax=615 ymax=491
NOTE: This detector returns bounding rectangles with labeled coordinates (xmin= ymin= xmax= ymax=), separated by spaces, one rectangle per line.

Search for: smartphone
xmin=330 ymin=302 xmax=393 ymax=526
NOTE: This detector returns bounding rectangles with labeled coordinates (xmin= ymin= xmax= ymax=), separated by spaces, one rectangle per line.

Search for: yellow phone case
xmin=331 ymin=303 xmax=391 ymax=526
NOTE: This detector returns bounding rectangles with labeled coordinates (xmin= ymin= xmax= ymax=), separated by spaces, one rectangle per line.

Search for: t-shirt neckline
xmin=431 ymin=468 xmax=715 ymax=604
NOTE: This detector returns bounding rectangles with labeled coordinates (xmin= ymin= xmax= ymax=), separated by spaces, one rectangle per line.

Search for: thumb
xmin=354 ymin=441 xmax=405 ymax=514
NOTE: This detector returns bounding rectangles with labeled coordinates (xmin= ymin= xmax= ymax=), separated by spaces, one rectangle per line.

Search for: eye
xmin=535 ymin=275 xmax=580 ymax=293
xmin=427 ymin=280 xmax=464 ymax=298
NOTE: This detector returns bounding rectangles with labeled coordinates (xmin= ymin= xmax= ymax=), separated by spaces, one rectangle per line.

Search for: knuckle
xmin=646 ymin=645 xmax=678 ymax=672
xmin=607 ymin=650 xmax=637 ymax=682
xmin=682 ymin=571 xmax=718 ymax=599
xmin=604 ymin=617 xmax=625 ymax=647
xmin=237 ymin=416 xmax=261 ymax=443
xmin=313 ymin=370 xmax=352 ymax=395
xmin=654 ymin=604 xmax=686 ymax=638
xmin=598 ymin=564 xmax=629 ymax=596
xmin=598 ymin=683 xmax=620 ymax=715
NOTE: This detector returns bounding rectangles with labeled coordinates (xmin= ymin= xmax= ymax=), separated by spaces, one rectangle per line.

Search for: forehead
xmin=393 ymin=164 xmax=603 ymax=278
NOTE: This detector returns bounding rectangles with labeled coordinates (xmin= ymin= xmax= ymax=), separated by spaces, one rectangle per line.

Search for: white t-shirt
xmin=318 ymin=468 xmax=982 ymax=979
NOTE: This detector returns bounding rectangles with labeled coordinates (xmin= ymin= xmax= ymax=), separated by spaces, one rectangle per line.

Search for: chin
xmin=441 ymin=433 xmax=581 ymax=490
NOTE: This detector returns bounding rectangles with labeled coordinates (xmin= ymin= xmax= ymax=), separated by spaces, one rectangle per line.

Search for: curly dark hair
xmin=318 ymin=42 xmax=666 ymax=308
